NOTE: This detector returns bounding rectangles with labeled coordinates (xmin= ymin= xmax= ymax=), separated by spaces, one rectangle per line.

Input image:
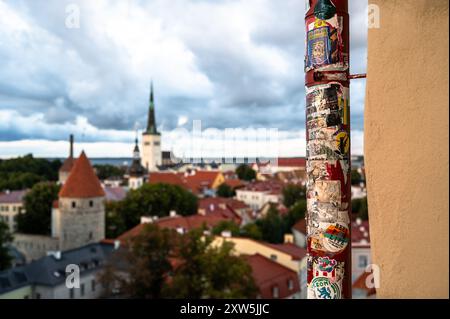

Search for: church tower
xmin=52 ymin=151 xmax=105 ymax=251
xmin=141 ymin=82 xmax=162 ymax=171
xmin=128 ymin=136 xmax=146 ymax=189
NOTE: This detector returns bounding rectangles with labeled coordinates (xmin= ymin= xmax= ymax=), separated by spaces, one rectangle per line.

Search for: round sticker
xmin=310 ymin=277 xmax=341 ymax=299
xmin=322 ymin=222 xmax=349 ymax=253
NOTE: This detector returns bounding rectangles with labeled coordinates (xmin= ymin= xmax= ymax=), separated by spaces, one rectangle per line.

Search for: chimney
xmin=221 ymin=230 xmax=232 ymax=238
xmin=47 ymin=251 xmax=62 ymax=260
xmin=69 ymin=134 xmax=74 ymax=158
xmin=170 ymin=210 xmax=177 ymax=217
xmin=284 ymin=234 xmax=294 ymax=244
xmin=114 ymin=240 xmax=121 ymax=250
xmin=140 ymin=216 xmax=153 ymax=224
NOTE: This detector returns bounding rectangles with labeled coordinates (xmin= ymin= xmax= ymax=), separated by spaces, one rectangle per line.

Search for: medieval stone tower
xmin=52 ymin=151 xmax=105 ymax=251
xmin=141 ymin=83 xmax=162 ymax=172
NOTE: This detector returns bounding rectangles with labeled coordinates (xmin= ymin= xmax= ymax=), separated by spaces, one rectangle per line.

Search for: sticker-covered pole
xmin=305 ymin=0 xmax=352 ymax=299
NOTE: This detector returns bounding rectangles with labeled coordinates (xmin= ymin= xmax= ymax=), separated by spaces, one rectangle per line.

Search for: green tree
xmin=105 ymin=201 xmax=128 ymax=239
xmin=163 ymin=229 xmax=257 ymax=298
xmin=216 ymin=183 xmax=235 ymax=198
xmin=255 ymin=205 xmax=284 ymax=244
xmin=282 ymin=199 xmax=306 ymax=233
xmin=352 ymin=197 xmax=368 ymax=220
xmin=241 ymin=223 xmax=263 ymax=240
xmin=236 ymin=164 xmax=256 ymax=181
xmin=0 ymin=155 xmax=61 ymax=191
xmin=0 ymin=221 xmax=13 ymax=271
xmin=106 ymin=223 xmax=175 ymax=298
xmin=212 ymin=220 xmax=240 ymax=237
xmin=351 ymin=169 xmax=362 ymax=185
xmin=105 ymin=183 xmax=198 ymax=233
xmin=282 ymin=184 xmax=306 ymax=208
xmin=94 ymin=164 xmax=125 ymax=181
xmin=100 ymin=226 xmax=257 ymax=299
xmin=16 ymin=182 xmax=60 ymax=235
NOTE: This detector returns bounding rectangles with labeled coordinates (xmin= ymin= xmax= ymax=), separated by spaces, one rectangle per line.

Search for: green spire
xmin=314 ymin=0 xmax=336 ymax=20
xmin=145 ymin=81 xmax=158 ymax=135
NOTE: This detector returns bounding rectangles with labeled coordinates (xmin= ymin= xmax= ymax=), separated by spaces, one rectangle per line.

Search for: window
xmin=36 ymin=293 xmax=41 ymax=299
xmin=270 ymin=254 xmax=277 ymax=261
xmin=89 ymin=232 xmax=93 ymax=240
xmin=288 ymin=279 xmax=294 ymax=291
xmin=69 ymin=289 xmax=74 ymax=299
xmin=80 ymin=283 xmax=85 ymax=297
xmin=91 ymin=280 xmax=96 ymax=292
xmin=358 ymin=255 xmax=368 ymax=268
xmin=89 ymin=200 xmax=94 ymax=207
xmin=72 ymin=202 xmax=76 ymax=208
xmin=272 ymin=286 xmax=279 ymax=298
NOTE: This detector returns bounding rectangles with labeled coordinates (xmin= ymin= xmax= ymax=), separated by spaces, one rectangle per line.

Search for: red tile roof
xmin=0 ymin=190 xmax=27 ymax=204
xmin=245 ymin=254 xmax=300 ymax=299
xmin=242 ymin=180 xmax=283 ymax=194
xmin=222 ymin=179 xmax=245 ymax=189
xmin=118 ymin=211 xmax=241 ymax=242
xmin=149 ymin=170 xmax=222 ymax=194
xmin=352 ymin=270 xmax=376 ymax=296
xmin=352 ymin=220 xmax=370 ymax=244
xmin=199 ymin=197 xmax=249 ymax=212
xmin=59 ymin=151 xmax=105 ymax=198
xmin=265 ymin=243 xmax=306 ymax=261
xmin=277 ymin=157 xmax=306 ymax=168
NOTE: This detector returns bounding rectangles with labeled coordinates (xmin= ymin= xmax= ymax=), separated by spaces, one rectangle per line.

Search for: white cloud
xmin=0 ymin=0 xmax=368 ymax=158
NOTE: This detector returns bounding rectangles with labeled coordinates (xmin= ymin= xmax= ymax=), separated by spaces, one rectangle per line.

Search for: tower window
xmin=72 ymin=202 xmax=76 ymax=208
xmin=89 ymin=200 xmax=94 ymax=207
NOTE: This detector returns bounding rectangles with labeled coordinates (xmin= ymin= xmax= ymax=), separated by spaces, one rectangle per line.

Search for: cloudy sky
xmin=0 ymin=0 xmax=368 ymax=158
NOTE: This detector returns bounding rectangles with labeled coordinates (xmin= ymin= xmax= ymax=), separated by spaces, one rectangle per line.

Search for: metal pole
xmin=305 ymin=0 xmax=352 ymax=299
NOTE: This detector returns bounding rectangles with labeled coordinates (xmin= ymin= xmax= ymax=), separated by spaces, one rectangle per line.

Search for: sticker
xmin=309 ymin=277 xmax=342 ymax=299
xmin=333 ymin=130 xmax=350 ymax=156
xmin=306 ymin=84 xmax=340 ymax=112
xmin=308 ymin=127 xmax=337 ymax=141
xmin=313 ymin=180 xmax=341 ymax=204
xmin=307 ymin=200 xmax=339 ymax=223
xmin=307 ymin=117 xmax=327 ymax=131
xmin=305 ymin=15 xmax=346 ymax=72
xmin=307 ymin=160 xmax=329 ymax=182
xmin=307 ymin=255 xmax=344 ymax=299
xmin=322 ymin=222 xmax=349 ymax=253
xmin=307 ymin=26 xmax=333 ymax=68
xmin=307 ymin=140 xmax=340 ymax=160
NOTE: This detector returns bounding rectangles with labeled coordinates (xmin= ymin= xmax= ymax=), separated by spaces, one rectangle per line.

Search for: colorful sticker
xmin=322 ymin=222 xmax=349 ymax=253
xmin=333 ymin=130 xmax=350 ymax=156
xmin=305 ymin=15 xmax=346 ymax=72
xmin=307 ymin=256 xmax=345 ymax=299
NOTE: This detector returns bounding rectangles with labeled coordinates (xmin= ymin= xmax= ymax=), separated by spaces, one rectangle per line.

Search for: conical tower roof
xmin=59 ymin=151 xmax=105 ymax=198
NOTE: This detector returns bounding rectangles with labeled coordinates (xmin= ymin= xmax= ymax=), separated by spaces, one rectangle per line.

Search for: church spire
xmin=145 ymin=81 xmax=158 ymax=135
